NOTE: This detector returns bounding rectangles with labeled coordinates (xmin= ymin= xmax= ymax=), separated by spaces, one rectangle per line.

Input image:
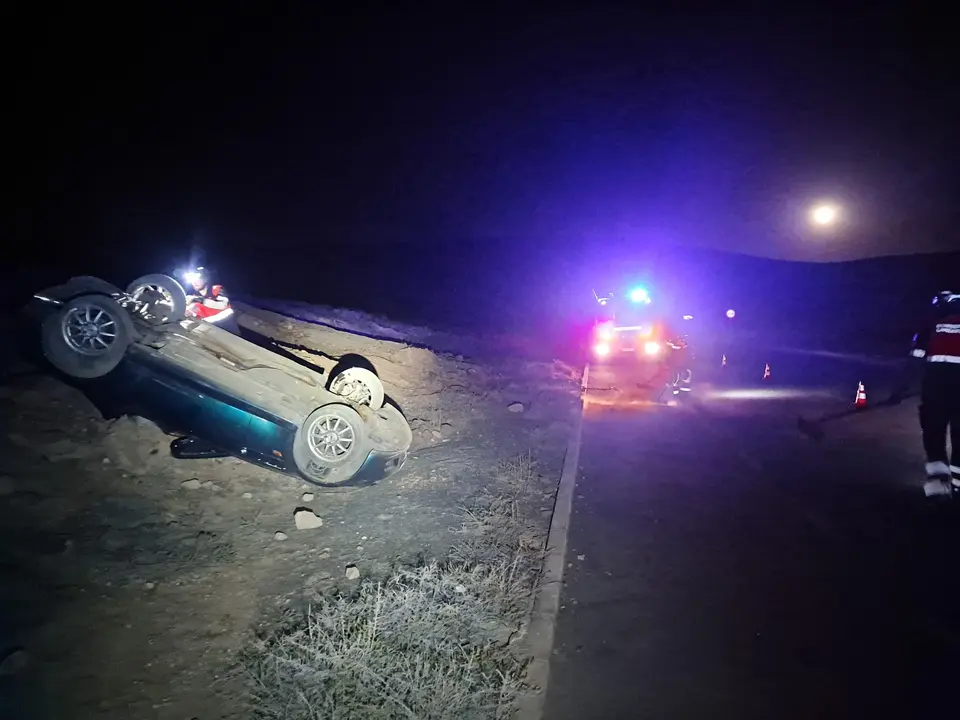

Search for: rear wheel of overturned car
xmin=126 ymin=273 xmax=188 ymax=322
xmin=292 ymin=404 xmax=371 ymax=486
xmin=41 ymin=294 xmax=133 ymax=379
xmin=327 ymin=364 xmax=385 ymax=410
xmin=368 ymin=402 xmax=413 ymax=454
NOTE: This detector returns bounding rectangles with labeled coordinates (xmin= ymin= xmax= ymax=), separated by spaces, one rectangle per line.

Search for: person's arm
xmin=202 ymin=285 xmax=230 ymax=310
xmin=910 ymin=320 xmax=933 ymax=359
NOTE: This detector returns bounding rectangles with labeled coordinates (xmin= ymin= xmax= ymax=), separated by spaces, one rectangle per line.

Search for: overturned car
xmin=25 ymin=273 xmax=412 ymax=487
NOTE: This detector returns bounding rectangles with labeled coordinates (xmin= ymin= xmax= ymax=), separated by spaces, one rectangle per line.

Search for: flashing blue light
xmin=629 ymin=287 xmax=651 ymax=304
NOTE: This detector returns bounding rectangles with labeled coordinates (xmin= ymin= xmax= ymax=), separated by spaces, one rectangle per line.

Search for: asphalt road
xmin=544 ymin=348 xmax=959 ymax=719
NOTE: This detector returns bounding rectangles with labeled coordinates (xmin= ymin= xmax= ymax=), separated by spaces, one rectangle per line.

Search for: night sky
xmin=12 ymin=5 xmax=960 ymax=266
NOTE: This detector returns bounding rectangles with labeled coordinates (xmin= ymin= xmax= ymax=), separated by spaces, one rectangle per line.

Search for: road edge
xmin=771 ymin=345 xmax=904 ymax=366
xmin=514 ymin=364 xmax=588 ymax=720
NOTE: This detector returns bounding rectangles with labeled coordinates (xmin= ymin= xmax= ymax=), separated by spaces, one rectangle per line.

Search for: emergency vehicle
xmin=589 ymin=285 xmax=693 ymax=391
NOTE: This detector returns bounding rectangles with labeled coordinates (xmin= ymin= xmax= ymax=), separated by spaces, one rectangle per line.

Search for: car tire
xmin=126 ymin=274 xmax=188 ymax=321
xmin=292 ymin=403 xmax=371 ymax=486
xmin=368 ymin=401 xmax=412 ymax=454
xmin=41 ymin=294 xmax=133 ymax=378
xmin=327 ymin=363 xmax=385 ymax=409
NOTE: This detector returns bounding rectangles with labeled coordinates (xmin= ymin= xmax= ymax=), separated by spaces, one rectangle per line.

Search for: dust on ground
xmin=0 ymin=307 xmax=581 ymax=719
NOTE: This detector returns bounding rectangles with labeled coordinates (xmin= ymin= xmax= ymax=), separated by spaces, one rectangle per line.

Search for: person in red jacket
xmin=912 ymin=290 xmax=960 ymax=496
xmin=183 ymin=267 xmax=240 ymax=335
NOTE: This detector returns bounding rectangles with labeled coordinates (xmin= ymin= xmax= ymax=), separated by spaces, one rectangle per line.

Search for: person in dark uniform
xmin=911 ymin=290 xmax=960 ymax=497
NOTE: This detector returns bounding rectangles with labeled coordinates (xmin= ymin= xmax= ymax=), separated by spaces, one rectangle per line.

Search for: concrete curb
xmin=514 ymin=364 xmax=588 ymax=720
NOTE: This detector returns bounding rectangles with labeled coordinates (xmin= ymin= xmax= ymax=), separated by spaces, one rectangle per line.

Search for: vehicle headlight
xmin=596 ymin=323 xmax=615 ymax=341
xmin=643 ymin=341 xmax=661 ymax=355
xmin=594 ymin=342 xmax=611 ymax=357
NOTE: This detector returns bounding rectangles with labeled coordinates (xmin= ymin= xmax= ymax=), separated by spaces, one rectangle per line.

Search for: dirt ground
xmin=0 ymin=307 xmax=581 ymax=720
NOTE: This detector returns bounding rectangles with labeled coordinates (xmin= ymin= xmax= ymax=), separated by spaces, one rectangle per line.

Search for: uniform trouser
xmin=919 ymin=362 xmax=960 ymax=468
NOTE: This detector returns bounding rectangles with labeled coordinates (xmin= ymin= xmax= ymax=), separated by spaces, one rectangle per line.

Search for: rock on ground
xmin=294 ymin=509 xmax=323 ymax=530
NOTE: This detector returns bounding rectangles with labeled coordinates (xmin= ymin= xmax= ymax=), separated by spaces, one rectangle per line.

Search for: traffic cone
xmin=854 ymin=381 xmax=867 ymax=408
xmin=763 ymin=363 xmax=771 ymax=380
xmin=721 ymin=354 xmax=727 ymax=368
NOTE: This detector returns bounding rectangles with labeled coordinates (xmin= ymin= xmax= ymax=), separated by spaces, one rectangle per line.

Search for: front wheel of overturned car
xmin=126 ymin=273 xmax=188 ymax=322
xmin=292 ymin=403 xmax=371 ymax=486
xmin=41 ymin=294 xmax=133 ymax=379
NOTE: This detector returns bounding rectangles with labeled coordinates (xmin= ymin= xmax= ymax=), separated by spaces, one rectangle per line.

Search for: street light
xmin=810 ymin=204 xmax=838 ymax=226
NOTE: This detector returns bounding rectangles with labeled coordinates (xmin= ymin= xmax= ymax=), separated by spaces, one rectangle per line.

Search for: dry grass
xmin=243 ymin=452 xmax=552 ymax=720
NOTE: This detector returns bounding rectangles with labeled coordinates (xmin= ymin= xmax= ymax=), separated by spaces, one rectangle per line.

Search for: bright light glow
xmin=593 ymin=342 xmax=611 ymax=357
xmin=643 ymin=341 xmax=661 ymax=355
xmin=683 ymin=314 xmax=694 ymax=320
xmin=811 ymin=204 xmax=838 ymax=225
xmin=705 ymin=388 xmax=837 ymax=401
xmin=629 ymin=287 xmax=651 ymax=304
xmin=182 ymin=270 xmax=202 ymax=285
xmin=726 ymin=309 xmax=736 ymax=319
xmin=595 ymin=322 xmax=615 ymax=341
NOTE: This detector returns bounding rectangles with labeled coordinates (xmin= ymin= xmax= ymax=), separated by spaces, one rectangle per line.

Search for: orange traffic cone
xmin=763 ymin=363 xmax=771 ymax=380
xmin=721 ymin=354 xmax=727 ymax=368
xmin=854 ymin=381 xmax=867 ymax=408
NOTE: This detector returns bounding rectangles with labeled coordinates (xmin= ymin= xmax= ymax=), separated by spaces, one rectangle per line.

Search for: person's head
xmin=185 ymin=267 xmax=208 ymax=293
xmin=933 ymin=290 xmax=960 ymax=315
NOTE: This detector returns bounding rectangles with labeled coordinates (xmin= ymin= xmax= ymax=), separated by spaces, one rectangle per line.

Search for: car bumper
xmin=348 ymin=447 xmax=409 ymax=485
xmin=591 ymin=345 xmax=668 ymax=365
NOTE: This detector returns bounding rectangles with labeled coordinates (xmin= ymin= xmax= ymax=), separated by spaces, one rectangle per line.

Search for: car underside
xmin=23 ymin=273 xmax=413 ymax=488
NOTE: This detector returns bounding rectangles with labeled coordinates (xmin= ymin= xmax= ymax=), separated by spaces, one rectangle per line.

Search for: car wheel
xmin=292 ymin=403 xmax=370 ymax=486
xmin=126 ymin=274 xmax=188 ymax=321
xmin=368 ymin=402 xmax=412 ymax=454
xmin=41 ymin=294 xmax=133 ymax=378
xmin=327 ymin=364 xmax=385 ymax=409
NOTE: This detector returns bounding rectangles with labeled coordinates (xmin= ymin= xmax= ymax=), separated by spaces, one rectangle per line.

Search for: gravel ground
xmin=0 ymin=307 xmax=581 ymax=719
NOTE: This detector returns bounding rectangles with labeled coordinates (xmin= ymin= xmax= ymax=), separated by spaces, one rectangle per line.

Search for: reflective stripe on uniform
xmin=935 ymin=323 xmax=960 ymax=334
xmin=911 ymin=348 xmax=926 ymax=358
xmin=928 ymin=354 xmax=960 ymax=364
xmin=204 ymin=307 xmax=235 ymax=323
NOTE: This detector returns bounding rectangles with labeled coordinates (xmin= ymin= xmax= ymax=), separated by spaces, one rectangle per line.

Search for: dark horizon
xmin=8 ymin=242 xmax=958 ymax=345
